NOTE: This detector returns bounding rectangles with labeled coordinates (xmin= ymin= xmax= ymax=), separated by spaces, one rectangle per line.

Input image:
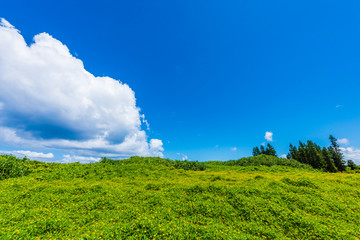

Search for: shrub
xmin=0 ymin=155 xmax=32 ymax=180
xmin=174 ymin=160 xmax=206 ymax=171
xmin=99 ymin=156 xmax=173 ymax=167
xmin=224 ymin=155 xmax=314 ymax=170
xmin=99 ymin=157 xmax=206 ymax=171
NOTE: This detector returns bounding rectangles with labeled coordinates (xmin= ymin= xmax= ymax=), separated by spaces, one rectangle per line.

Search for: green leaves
xmin=0 ymin=155 xmax=32 ymax=180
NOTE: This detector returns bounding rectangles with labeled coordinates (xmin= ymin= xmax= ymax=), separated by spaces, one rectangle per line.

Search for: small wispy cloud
xmin=265 ymin=131 xmax=273 ymax=142
xmin=140 ymin=114 xmax=150 ymax=130
xmin=230 ymin=147 xmax=237 ymax=151
xmin=177 ymin=152 xmax=189 ymax=160
xmin=337 ymin=138 xmax=349 ymax=145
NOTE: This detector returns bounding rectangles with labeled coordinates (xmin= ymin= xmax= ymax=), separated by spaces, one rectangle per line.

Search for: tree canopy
xmin=287 ymin=135 xmax=346 ymax=172
xmin=253 ymin=143 xmax=277 ymax=157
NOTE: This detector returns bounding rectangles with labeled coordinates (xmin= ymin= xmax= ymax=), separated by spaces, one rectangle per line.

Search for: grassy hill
xmin=0 ymin=155 xmax=359 ymax=239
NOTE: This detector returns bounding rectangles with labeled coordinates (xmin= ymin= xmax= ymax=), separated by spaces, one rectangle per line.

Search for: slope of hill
xmin=0 ymin=155 xmax=359 ymax=239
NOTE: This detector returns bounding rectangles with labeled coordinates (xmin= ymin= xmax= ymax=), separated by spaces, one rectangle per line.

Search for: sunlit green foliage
xmin=99 ymin=156 xmax=206 ymax=171
xmin=0 ymin=155 xmax=359 ymax=239
xmin=222 ymin=154 xmax=314 ymax=170
xmin=0 ymin=155 xmax=32 ymax=180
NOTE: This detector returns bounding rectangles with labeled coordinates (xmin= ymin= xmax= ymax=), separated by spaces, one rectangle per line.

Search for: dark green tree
xmin=328 ymin=135 xmax=346 ymax=171
xmin=265 ymin=143 xmax=277 ymax=156
xmin=252 ymin=144 xmax=277 ymax=156
xmin=347 ymin=160 xmax=356 ymax=170
xmin=252 ymin=146 xmax=261 ymax=156
xmin=322 ymin=147 xmax=338 ymax=173
xmin=260 ymin=145 xmax=265 ymax=154
xmin=288 ymin=135 xmax=346 ymax=172
xmin=287 ymin=141 xmax=329 ymax=171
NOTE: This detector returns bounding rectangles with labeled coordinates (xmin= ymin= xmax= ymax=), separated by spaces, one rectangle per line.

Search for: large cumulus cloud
xmin=0 ymin=18 xmax=163 ymax=159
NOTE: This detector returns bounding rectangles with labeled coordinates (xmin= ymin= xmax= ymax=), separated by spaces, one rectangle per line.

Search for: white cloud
xmin=140 ymin=114 xmax=150 ymax=130
xmin=340 ymin=147 xmax=360 ymax=165
xmin=62 ymin=154 xmax=101 ymax=163
xmin=0 ymin=19 xmax=163 ymax=159
xmin=280 ymin=154 xmax=287 ymax=158
xmin=0 ymin=18 xmax=14 ymax=28
xmin=230 ymin=147 xmax=237 ymax=151
xmin=1 ymin=150 xmax=54 ymax=159
xmin=265 ymin=131 xmax=273 ymax=142
xmin=176 ymin=152 xmax=189 ymax=161
xmin=149 ymin=139 xmax=164 ymax=157
xmin=337 ymin=138 xmax=349 ymax=145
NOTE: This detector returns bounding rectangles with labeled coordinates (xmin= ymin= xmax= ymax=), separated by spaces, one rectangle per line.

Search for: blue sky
xmin=1 ymin=1 xmax=360 ymax=163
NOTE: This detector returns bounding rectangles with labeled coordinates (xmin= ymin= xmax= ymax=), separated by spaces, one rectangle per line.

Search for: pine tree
xmin=329 ymin=135 xmax=340 ymax=154
xmin=265 ymin=143 xmax=277 ymax=156
xmin=305 ymin=141 xmax=326 ymax=169
xmin=322 ymin=147 xmax=338 ymax=172
xmin=252 ymin=147 xmax=261 ymax=156
xmin=328 ymin=135 xmax=346 ymax=171
xmin=288 ymin=140 xmax=331 ymax=171
xmin=260 ymin=145 xmax=265 ymax=154
xmin=252 ymin=144 xmax=277 ymax=156
xmin=297 ymin=141 xmax=308 ymax=165
xmin=287 ymin=144 xmax=298 ymax=160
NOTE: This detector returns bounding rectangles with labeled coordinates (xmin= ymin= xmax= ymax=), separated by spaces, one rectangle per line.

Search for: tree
xmin=329 ymin=135 xmax=340 ymax=154
xmin=252 ymin=144 xmax=277 ymax=157
xmin=287 ymin=141 xmax=333 ymax=171
xmin=328 ymin=135 xmax=346 ymax=171
xmin=265 ymin=143 xmax=277 ymax=156
xmin=288 ymin=135 xmax=346 ymax=172
xmin=322 ymin=147 xmax=338 ymax=173
xmin=252 ymin=147 xmax=261 ymax=156
xmin=347 ymin=160 xmax=356 ymax=170
xmin=260 ymin=145 xmax=265 ymax=154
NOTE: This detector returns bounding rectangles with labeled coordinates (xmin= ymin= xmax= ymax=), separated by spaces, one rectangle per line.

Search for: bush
xmin=174 ymin=160 xmax=206 ymax=171
xmin=99 ymin=156 xmax=173 ymax=167
xmin=0 ymin=155 xmax=32 ymax=180
xmin=99 ymin=157 xmax=206 ymax=171
xmin=224 ymin=155 xmax=314 ymax=170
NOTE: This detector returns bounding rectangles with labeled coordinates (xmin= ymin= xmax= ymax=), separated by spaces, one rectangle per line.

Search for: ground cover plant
xmin=0 ymin=155 xmax=359 ymax=239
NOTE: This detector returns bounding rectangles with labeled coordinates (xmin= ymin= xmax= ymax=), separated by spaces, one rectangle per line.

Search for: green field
xmin=0 ymin=155 xmax=360 ymax=239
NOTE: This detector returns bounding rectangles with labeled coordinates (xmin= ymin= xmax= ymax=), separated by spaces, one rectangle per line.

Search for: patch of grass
xmin=0 ymin=155 xmax=359 ymax=239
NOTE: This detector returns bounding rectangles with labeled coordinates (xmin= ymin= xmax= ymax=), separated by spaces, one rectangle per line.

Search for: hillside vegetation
xmin=0 ymin=155 xmax=359 ymax=239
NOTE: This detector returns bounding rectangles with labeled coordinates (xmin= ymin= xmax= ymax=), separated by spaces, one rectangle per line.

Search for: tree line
xmin=252 ymin=135 xmax=356 ymax=172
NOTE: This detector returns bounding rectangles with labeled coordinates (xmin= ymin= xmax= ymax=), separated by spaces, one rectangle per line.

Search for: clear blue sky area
xmin=1 ymin=0 xmax=360 ymax=162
